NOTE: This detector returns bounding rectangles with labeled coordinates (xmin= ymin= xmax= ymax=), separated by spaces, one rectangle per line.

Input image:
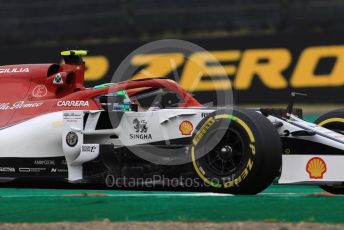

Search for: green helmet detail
xmin=115 ymin=90 xmax=126 ymax=96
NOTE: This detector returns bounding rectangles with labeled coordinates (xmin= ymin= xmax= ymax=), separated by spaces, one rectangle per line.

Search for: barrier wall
xmin=1 ymin=34 xmax=344 ymax=104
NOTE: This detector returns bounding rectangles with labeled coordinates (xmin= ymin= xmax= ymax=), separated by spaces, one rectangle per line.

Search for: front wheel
xmin=191 ymin=108 xmax=282 ymax=194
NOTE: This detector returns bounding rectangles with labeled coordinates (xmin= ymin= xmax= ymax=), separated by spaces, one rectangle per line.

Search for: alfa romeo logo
xmin=66 ymin=131 xmax=78 ymax=147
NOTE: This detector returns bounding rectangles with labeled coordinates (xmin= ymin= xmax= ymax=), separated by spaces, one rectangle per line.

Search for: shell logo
xmin=179 ymin=120 xmax=193 ymax=135
xmin=306 ymin=157 xmax=327 ymax=179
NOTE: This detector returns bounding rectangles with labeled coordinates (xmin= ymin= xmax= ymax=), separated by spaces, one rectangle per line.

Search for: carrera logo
xmin=0 ymin=67 xmax=29 ymax=74
xmin=306 ymin=157 xmax=327 ymax=179
xmin=57 ymin=101 xmax=89 ymax=107
xmin=179 ymin=120 xmax=193 ymax=136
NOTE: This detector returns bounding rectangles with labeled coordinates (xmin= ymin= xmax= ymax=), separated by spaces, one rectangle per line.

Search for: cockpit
xmin=96 ymin=87 xmax=185 ymax=112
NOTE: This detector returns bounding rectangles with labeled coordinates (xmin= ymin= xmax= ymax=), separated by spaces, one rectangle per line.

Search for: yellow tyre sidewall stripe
xmin=318 ymin=118 xmax=344 ymax=127
xmin=191 ymin=113 xmax=256 ymax=188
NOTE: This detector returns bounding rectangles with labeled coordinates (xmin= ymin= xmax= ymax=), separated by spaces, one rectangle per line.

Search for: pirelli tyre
xmin=191 ymin=108 xmax=282 ymax=195
xmin=315 ymin=109 xmax=344 ymax=195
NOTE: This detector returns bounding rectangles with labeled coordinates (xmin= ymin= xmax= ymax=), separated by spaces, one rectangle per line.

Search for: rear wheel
xmin=315 ymin=109 xmax=344 ymax=195
xmin=191 ymin=108 xmax=282 ymax=194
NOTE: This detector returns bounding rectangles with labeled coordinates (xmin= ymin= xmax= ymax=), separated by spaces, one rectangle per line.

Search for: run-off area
xmin=0 ymin=185 xmax=342 ymax=223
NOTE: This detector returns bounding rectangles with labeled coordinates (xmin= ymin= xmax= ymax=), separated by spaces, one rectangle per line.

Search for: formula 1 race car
xmin=1 ymin=50 xmax=344 ymax=195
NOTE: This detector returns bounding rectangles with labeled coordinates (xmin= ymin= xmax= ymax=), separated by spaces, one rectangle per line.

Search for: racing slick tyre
xmin=315 ymin=109 xmax=344 ymax=195
xmin=191 ymin=108 xmax=282 ymax=195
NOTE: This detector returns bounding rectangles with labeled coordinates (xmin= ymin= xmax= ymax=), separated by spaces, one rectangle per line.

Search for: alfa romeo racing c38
xmin=1 ymin=50 xmax=344 ymax=195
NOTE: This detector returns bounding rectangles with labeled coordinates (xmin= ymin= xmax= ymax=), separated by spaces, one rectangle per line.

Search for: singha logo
xmin=133 ymin=118 xmax=148 ymax=133
xmin=131 ymin=118 xmax=151 ymax=140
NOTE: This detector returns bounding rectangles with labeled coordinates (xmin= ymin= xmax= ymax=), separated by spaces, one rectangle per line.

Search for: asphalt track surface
xmin=0 ymin=185 xmax=343 ymax=223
